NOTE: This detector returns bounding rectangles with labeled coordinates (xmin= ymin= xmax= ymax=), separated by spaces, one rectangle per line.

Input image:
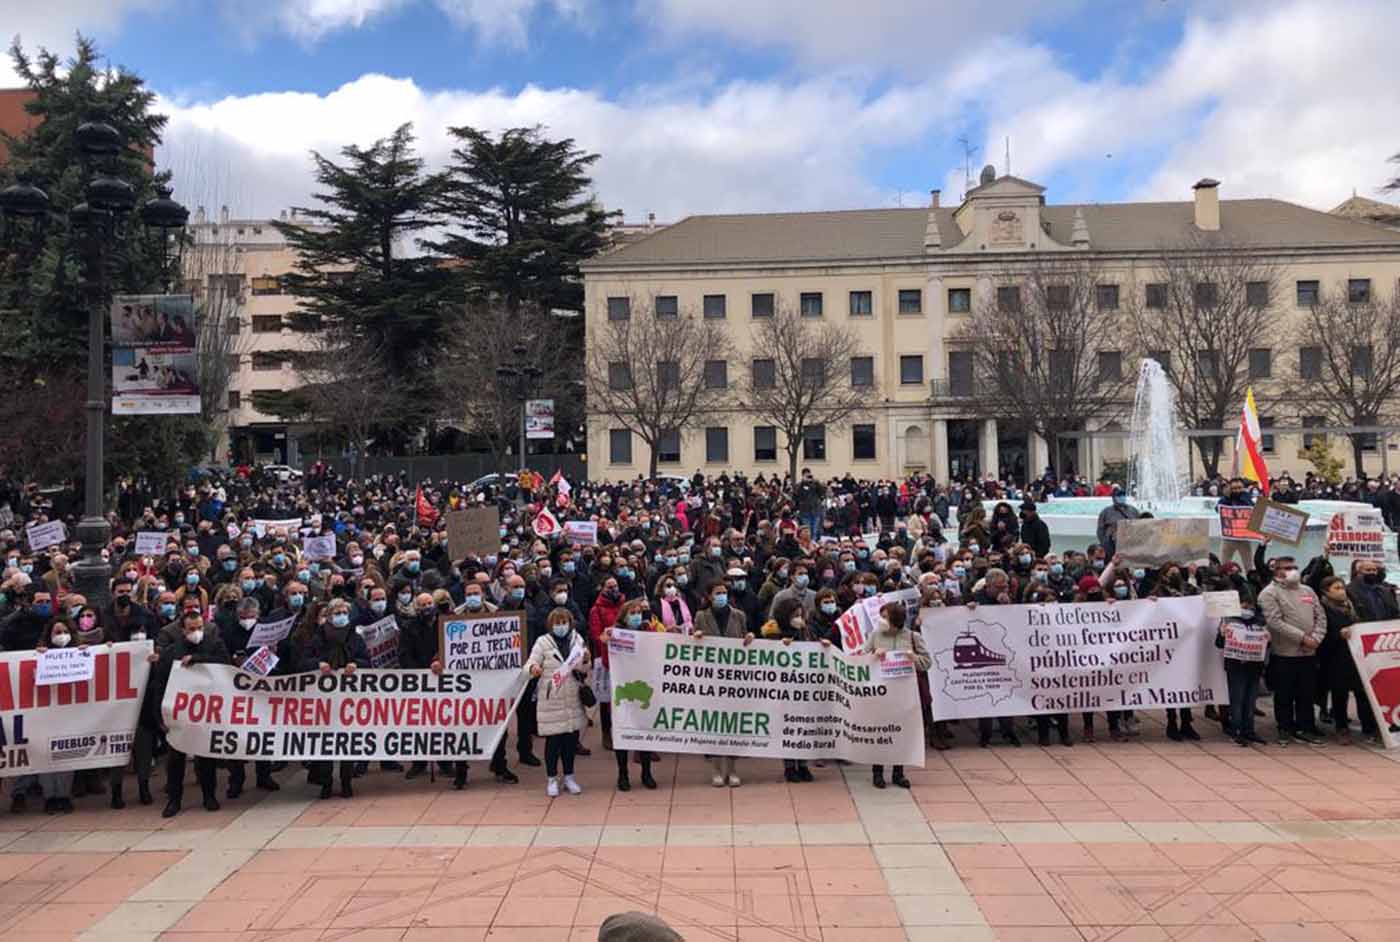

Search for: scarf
xmin=659 ymin=595 xmax=692 ymax=632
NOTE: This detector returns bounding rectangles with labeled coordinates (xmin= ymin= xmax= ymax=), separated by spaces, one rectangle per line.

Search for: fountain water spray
xmin=1127 ymin=358 xmax=1184 ymax=509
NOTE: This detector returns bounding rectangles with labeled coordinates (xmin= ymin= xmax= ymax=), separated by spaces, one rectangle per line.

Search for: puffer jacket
xmin=526 ymin=629 xmax=592 ymax=737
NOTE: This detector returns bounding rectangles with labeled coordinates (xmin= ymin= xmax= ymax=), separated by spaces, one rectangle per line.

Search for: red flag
xmin=415 ymin=486 xmax=439 ymax=527
xmin=533 ymin=507 xmax=559 ymax=537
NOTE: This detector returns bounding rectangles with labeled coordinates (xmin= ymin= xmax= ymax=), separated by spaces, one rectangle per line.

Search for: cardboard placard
xmin=301 ymin=534 xmax=337 ymax=561
xmin=1115 ymin=517 xmax=1213 ymax=567
xmin=1217 ymin=505 xmax=1263 ymax=543
xmin=36 ymin=646 xmax=96 ymax=685
xmin=134 ymin=531 xmax=170 ymax=557
xmin=25 ymin=520 xmax=67 ymax=552
xmin=439 ymin=611 xmax=524 ymax=672
xmin=1327 ymin=510 xmax=1387 ymax=566
xmin=1203 ymin=591 xmax=1243 ymax=619
xmin=563 ymin=520 xmax=598 ymax=546
xmin=1247 ymin=500 xmax=1310 ymax=546
xmin=248 ymin=615 xmax=296 ymax=649
xmin=446 ymin=507 xmax=499 ymax=561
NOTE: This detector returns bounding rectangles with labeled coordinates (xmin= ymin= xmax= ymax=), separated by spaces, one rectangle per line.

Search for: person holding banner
xmin=970 ymin=571 xmax=1022 ymax=748
xmin=599 ymin=601 xmax=660 ymax=791
xmin=526 ymin=608 xmax=592 ymax=797
xmin=862 ymin=603 xmax=928 ymax=788
xmin=154 ymin=610 xmax=231 ymax=817
xmin=219 ymin=597 xmax=283 ymax=796
xmin=11 ymin=618 xmax=82 ymax=813
xmin=294 ymin=598 xmax=371 ymax=799
xmin=1320 ymin=576 xmax=1380 ymax=745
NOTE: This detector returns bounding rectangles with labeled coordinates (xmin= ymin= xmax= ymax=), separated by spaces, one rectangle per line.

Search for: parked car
xmin=263 ymin=464 xmax=303 ymax=483
xmin=468 ymin=472 xmax=520 ymax=492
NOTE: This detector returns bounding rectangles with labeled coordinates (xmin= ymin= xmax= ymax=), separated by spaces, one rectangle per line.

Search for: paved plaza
xmin=3 ymin=716 xmax=1400 ymax=941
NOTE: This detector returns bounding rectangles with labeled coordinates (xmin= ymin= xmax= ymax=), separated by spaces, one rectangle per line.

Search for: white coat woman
xmin=526 ymin=607 xmax=592 ymax=796
xmin=861 ymin=602 xmax=931 ymax=789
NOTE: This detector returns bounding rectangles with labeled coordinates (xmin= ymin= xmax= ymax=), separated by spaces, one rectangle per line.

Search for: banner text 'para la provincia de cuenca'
xmin=605 ymin=630 xmax=924 ymax=767
xmin=0 ymin=641 xmax=152 ymax=777
xmin=161 ymin=665 xmax=528 ymax=763
xmin=918 ymin=597 xmax=1227 ymax=720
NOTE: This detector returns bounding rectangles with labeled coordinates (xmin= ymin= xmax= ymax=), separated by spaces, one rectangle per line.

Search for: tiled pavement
xmin=3 ymin=716 xmax=1400 ymax=941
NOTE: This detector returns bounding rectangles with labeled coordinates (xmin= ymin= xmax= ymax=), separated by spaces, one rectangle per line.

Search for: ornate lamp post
xmin=495 ymin=343 xmax=543 ymax=472
xmin=1 ymin=118 xmax=189 ymax=606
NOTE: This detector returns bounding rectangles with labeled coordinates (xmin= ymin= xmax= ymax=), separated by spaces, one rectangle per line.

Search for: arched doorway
xmin=901 ymin=425 xmax=929 ymax=472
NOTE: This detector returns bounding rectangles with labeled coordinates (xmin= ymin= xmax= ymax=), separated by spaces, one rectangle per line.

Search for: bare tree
xmin=437 ymin=302 xmax=573 ymax=471
xmin=1125 ymin=236 xmax=1279 ymax=477
xmin=182 ymin=223 xmax=248 ymax=462
xmin=1292 ymin=286 xmax=1400 ymax=474
xmin=956 ymin=256 xmax=1132 ymax=478
xmin=740 ymin=304 xmax=867 ymax=481
xmin=586 ymin=294 xmax=734 ymax=476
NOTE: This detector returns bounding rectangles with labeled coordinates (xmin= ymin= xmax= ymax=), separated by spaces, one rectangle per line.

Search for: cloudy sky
xmin=4 ymin=0 xmax=1398 ymax=224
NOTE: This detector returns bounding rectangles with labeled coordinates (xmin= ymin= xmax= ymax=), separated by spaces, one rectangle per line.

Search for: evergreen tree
xmin=264 ymin=124 xmax=450 ymax=449
xmin=426 ymin=125 xmax=614 ymax=311
xmin=0 ymin=37 xmax=207 ymax=489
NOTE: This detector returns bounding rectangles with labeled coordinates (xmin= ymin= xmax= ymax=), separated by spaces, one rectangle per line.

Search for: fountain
xmin=1126 ymin=359 xmax=1184 ymax=510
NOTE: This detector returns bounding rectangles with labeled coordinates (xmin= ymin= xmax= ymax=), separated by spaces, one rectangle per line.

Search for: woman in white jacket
xmin=861 ymin=602 xmax=931 ymax=789
xmin=526 ymin=608 xmax=593 ymax=796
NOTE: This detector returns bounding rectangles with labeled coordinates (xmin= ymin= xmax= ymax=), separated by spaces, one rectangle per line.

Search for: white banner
xmin=0 ymin=642 xmax=152 ymax=777
xmin=1347 ymin=619 xmax=1400 ymax=749
xmin=161 ymin=664 xmax=528 ymax=762
xmin=248 ymin=615 xmax=297 ymax=649
xmin=358 ymin=615 xmax=400 ymax=668
xmin=252 ymin=518 xmax=303 ymax=538
xmin=919 ymin=597 xmax=1227 ymax=720
xmin=606 ymin=630 xmax=924 ymax=766
xmin=25 ymin=520 xmax=66 ymax=552
xmin=134 ymin=531 xmax=169 ymax=557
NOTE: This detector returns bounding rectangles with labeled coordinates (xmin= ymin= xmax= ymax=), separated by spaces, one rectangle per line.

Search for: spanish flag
xmin=1235 ymin=387 xmax=1270 ymax=496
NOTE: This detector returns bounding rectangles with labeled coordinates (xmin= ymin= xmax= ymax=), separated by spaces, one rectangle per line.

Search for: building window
xmin=1193 ymin=282 xmax=1218 ymax=308
xmin=1046 ymin=284 xmax=1071 ymax=311
xmin=227 ymin=391 xmax=241 ymax=410
xmin=897 ymin=289 xmax=922 ymax=314
xmin=1145 ymin=283 xmax=1167 ymax=309
xmin=250 ymin=275 xmax=283 ymax=296
xmin=1361 ymin=432 xmax=1380 ymax=452
xmin=1302 ymin=415 xmax=1326 ymax=450
xmin=1247 ymin=348 xmax=1272 ymax=379
xmin=607 ymin=297 xmax=631 ymax=321
xmin=899 ymin=355 xmax=924 ymax=385
xmin=251 ymin=353 xmax=281 ymax=372
xmin=800 ymin=292 xmax=824 ymax=317
xmin=228 ymin=316 xmax=243 ymax=334
xmin=752 ymin=358 xmax=776 ymax=389
xmin=850 ymin=356 xmax=874 ymax=387
xmin=705 ymin=427 xmax=729 ymax=463
xmin=1259 ymin=415 xmax=1275 ymax=454
xmin=654 ymin=295 xmax=679 ymax=319
xmin=1097 ymin=350 xmax=1122 ymax=383
xmin=1049 ymin=349 xmax=1074 ymax=385
xmin=800 ymin=358 xmax=825 ymax=386
xmin=1352 ymin=344 xmax=1374 ymax=379
xmin=1349 ymin=278 xmax=1372 ymax=304
xmin=1299 ymin=345 xmax=1322 ymax=380
xmin=948 ymin=351 xmax=973 ymax=396
xmin=209 ymin=274 xmax=245 ymax=296
xmin=225 ymin=354 xmax=241 ymax=373
xmin=1246 ymin=281 xmax=1270 ymax=307
xmin=852 ymin=424 xmax=876 ymax=460
xmin=1296 ymin=280 xmax=1320 ymax=306
xmin=657 ymin=429 xmax=681 ymax=463
xmin=703 ymin=359 xmax=728 ymax=389
xmin=656 ymin=360 xmax=680 ymax=390
xmin=1148 ymin=349 xmax=1171 ymax=374
xmin=1096 ymin=284 xmax=1119 ymax=311
xmin=1197 ymin=350 xmax=1218 ymax=380
xmin=754 ymin=426 xmax=777 ymax=462
xmin=609 ymin=429 xmax=632 ymax=464
xmin=802 ymin=424 xmax=826 ymax=460
xmin=608 ymin=362 xmax=632 ymax=390
xmin=751 ymin=293 xmax=775 ymax=318
xmin=997 ymin=285 xmax=1021 ymax=312
xmin=848 ymin=290 xmax=873 ymax=316
xmin=252 ymin=315 xmax=282 ymax=334
xmin=703 ymin=294 xmax=726 ymax=319
xmin=947 ymin=288 xmax=971 ymax=313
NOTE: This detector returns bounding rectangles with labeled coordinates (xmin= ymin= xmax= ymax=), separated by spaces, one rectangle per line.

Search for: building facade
xmin=582 ymin=169 xmax=1400 ymax=483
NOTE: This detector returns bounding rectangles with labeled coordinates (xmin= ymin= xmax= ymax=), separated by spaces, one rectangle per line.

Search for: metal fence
xmin=310 ymin=454 xmax=588 ymax=485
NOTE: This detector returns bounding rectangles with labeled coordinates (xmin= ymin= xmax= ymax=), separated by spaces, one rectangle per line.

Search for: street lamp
xmin=0 ymin=117 xmax=189 ymax=607
xmin=495 ymin=343 xmax=543 ymax=473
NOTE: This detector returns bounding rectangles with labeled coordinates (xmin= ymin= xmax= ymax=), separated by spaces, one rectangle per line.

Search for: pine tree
xmin=265 ymin=123 xmax=451 ymax=450
xmin=425 ymin=125 xmax=615 ymax=311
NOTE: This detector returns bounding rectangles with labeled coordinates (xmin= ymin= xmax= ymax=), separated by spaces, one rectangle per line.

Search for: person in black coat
xmin=0 ymin=587 xmax=51 ymax=651
xmin=1018 ymin=502 xmax=1051 ymax=558
xmin=219 ymin=596 xmax=282 ymax=797
xmin=153 ymin=609 xmax=232 ymax=818
xmin=971 ymin=569 xmax=1021 ymax=747
xmin=294 ymin=598 xmax=370 ymax=800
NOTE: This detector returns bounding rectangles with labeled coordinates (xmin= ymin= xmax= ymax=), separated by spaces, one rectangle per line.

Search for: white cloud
xmin=433 ymin=0 xmax=590 ymax=47
xmin=0 ymin=0 xmax=167 ymax=84
xmin=270 ymin=0 xmax=411 ymax=40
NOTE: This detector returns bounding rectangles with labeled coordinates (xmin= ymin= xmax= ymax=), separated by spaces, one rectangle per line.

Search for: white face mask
xmin=239 ymin=618 xmax=257 ymax=630
xmin=186 ymin=631 xmax=204 ymax=646
xmin=50 ymin=632 xmax=71 ymax=648
xmin=552 ymin=592 xmax=568 ymax=606
xmin=130 ymin=632 xmax=147 ymax=642
xmin=664 ymin=586 xmax=678 ymax=598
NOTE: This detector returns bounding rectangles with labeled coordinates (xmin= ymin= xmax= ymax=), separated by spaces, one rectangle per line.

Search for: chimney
xmin=279 ymin=209 xmax=287 ymax=221
xmin=646 ymin=212 xmax=655 ymax=231
xmin=929 ymin=189 xmax=941 ymax=208
xmin=1192 ymin=178 xmax=1220 ymax=231
xmin=194 ymin=205 xmax=206 ymax=225
xmin=219 ymin=204 xmax=229 ymax=224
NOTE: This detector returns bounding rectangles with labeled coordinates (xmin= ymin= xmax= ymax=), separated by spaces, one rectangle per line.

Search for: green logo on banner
xmin=614 ymin=680 xmax=654 ymax=709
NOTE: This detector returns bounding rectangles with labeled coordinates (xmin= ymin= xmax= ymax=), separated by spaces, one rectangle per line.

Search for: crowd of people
xmin=0 ymin=463 xmax=1395 ymax=818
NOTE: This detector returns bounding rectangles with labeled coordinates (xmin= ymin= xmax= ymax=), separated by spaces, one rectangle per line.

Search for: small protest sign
xmin=36 ymin=647 xmax=96 ymax=685
xmin=25 ymin=520 xmax=66 ymax=552
xmin=134 ymin=531 xmax=169 ymax=557
xmin=563 ymin=520 xmax=598 ymax=546
xmin=1218 ymin=505 xmax=1263 ymax=543
xmin=1203 ymin=591 xmax=1243 ymax=619
xmin=1222 ymin=622 xmax=1269 ymax=662
xmin=358 ymin=615 xmax=400 ymax=668
xmin=1327 ymin=509 xmax=1387 ymax=572
xmin=439 ymin=612 xmax=524 ymax=672
xmin=446 ymin=507 xmax=499 ymax=560
xmin=301 ymin=534 xmax=337 ymax=561
xmin=241 ymin=646 xmax=279 ymax=676
xmin=248 ymin=615 xmax=296 ymax=649
xmin=1247 ymin=500 xmax=1310 ymax=545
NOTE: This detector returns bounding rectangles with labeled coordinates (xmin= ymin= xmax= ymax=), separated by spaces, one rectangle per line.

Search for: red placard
xmin=1218 ymin=505 xmax=1263 ymax=543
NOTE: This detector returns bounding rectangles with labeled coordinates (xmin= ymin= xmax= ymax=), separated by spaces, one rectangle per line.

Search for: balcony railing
xmin=929 ymin=378 xmax=974 ymax=399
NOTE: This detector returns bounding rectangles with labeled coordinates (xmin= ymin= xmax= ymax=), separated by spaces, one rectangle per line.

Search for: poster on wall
xmin=524 ymin=399 xmax=555 ymax=440
xmin=110 ymin=294 xmax=200 ymax=415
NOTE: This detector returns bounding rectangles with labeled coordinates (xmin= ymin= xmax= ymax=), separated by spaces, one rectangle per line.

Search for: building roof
xmin=584 ymin=197 xmax=1400 ymax=269
xmin=1330 ymin=193 xmax=1400 ymax=226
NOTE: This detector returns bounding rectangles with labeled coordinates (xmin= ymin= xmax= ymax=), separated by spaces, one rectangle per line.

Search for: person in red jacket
xmin=588 ymin=575 xmax=626 ymax=744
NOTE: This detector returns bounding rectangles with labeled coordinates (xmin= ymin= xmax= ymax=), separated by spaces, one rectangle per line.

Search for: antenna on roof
xmin=956 ymin=133 xmax=979 ymax=201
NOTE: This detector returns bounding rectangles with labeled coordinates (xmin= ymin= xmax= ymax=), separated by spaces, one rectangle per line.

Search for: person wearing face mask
xmin=757 ymin=559 xmax=789 ymax=619
xmin=219 ymin=597 xmax=282 ymax=797
xmin=689 ymin=537 xmax=726 ymax=594
xmin=526 ymin=608 xmax=592 ymax=797
xmin=1345 ymin=559 xmax=1400 ymax=623
xmin=153 ymin=611 xmax=231 ymax=817
xmin=1095 ymin=488 xmax=1140 ymax=559
xmin=724 ymin=567 xmax=762 ymax=629
xmin=761 ymin=597 xmax=817 ymax=783
xmin=293 ymin=599 xmax=370 ymax=799
xmin=807 ymin=588 xmax=841 ymax=648
xmin=1148 ymin=562 xmax=1202 ymax=742
xmin=1321 ymin=575 xmax=1381 ymax=745
xmin=1019 ymin=501 xmax=1051 ymax=558
xmin=863 ymin=603 xmax=928 ymax=788
xmin=598 ymin=600 xmax=659 ymax=792
xmin=104 ymin=576 xmax=158 ymax=808
xmin=13 ymin=618 xmax=86 ymax=812
xmin=651 ymin=576 xmax=694 ymax=634
xmin=1216 ymin=583 xmax=1269 ymax=746
xmin=210 ymin=547 xmax=241 ymax=589
xmin=767 ymin=561 xmax=817 ymax=623
xmin=1259 ymin=556 xmax=1326 ymax=745
xmin=1 ymin=588 xmax=52 ymax=651
xmin=497 ymin=573 xmax=543 ymax=769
